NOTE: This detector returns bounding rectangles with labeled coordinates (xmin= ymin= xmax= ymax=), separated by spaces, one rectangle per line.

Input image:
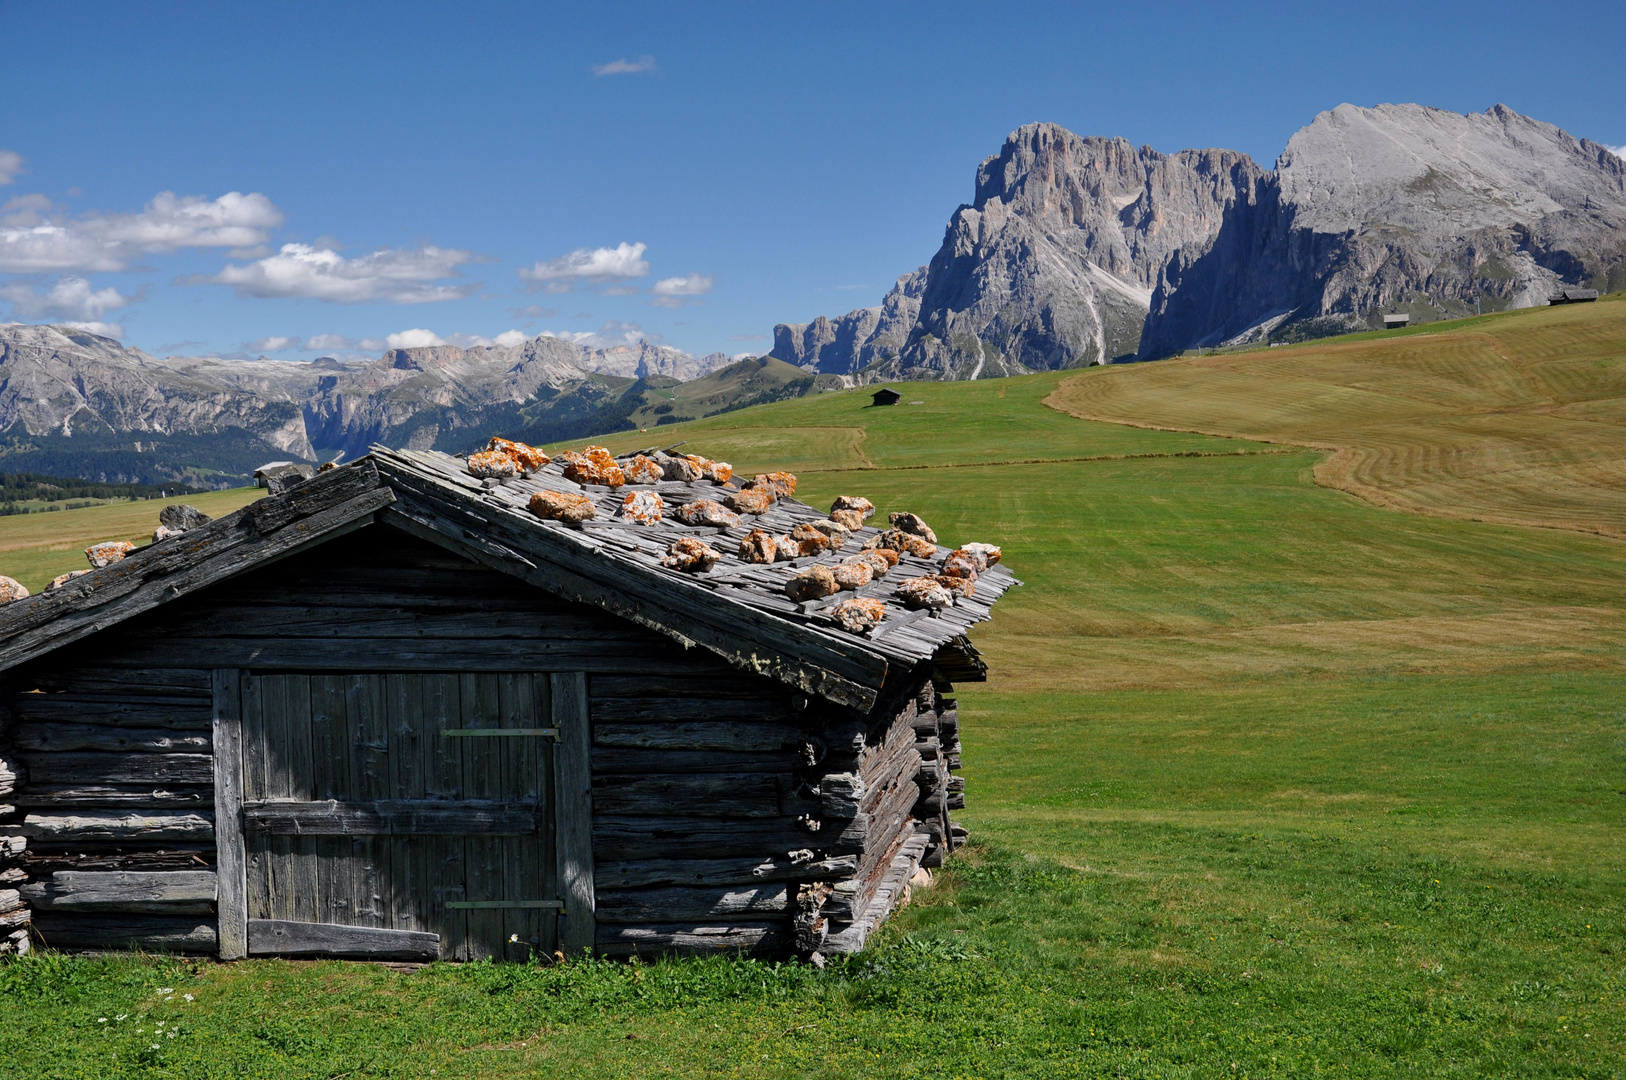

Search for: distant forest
xmin=0 ymin=471 xmax=206 ymax=515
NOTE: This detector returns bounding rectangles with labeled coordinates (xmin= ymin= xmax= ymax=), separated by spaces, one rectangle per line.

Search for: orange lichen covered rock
xmin=529 ymin=490 xmax=597 ymax=523
xmin=832 ymin=559 xmax=874 ymax=590
xmin=662 ymin=537 xmax=721 ymax=572
xmin=866 ymin=530 xmax=937 ymax=558
xmin=961 ymin=542 xmax=1002 ymax=566
xmin=674 ymin=498 xmax=742 ymax=528
xmin=47 ymin=569 xmax=90 ymax=591
xmin=829 ymin=508 xmax=866 ymax=531
xmin=896 ymin=575 xmax=953 ymax=610
xmin=788 ymin=523 xmax=832 ymax=557
xmin=737 ymin=528 xmax=778 ymax=564
xmin=832 ymin=596 xmax=886 ymax=634
xmin=786 ymin=565 xmax=839 ymax=602
xmin=930 ymin=573 xmax=976 ymax=599
xmin=940 ymin=550 xmax=982 ymax=581
xmin=830 ymin=495 xmax=876 ymax=521
xmin=467 ymin=449 xmax=520 ymax=479
xmin=86 ymin=541 xmax=135 ymax=569
xmin=487 ymin=437 xmax=549 ymax=472
xmin=0 ymin=576 xmax=29 ymax=602
xmin=623 ymin=455 xmax=665 ymax=485
xmin=619 ymin=490 xmax=664 ymax=524
xmin=772 ymin=535 xmax=800 ymax=561
xmin=725 ymin=487 xmax=774 ymax=515
xmin=746 ymin=471 xmax=797 ymax=499
xmin=657 ymin=452 xmax=703 ymax=482
xmin=560 ymin=446 xmax=626 ymax=487
xmin=888 ymin=512 xmax=937 ymax=544
xmin=850 ymin=550 xmax=895 ymax=578
xmin=701 ymin=459 xmax=734 ymax=484
xmin=802 ymin=518 xmax=851 ymax=546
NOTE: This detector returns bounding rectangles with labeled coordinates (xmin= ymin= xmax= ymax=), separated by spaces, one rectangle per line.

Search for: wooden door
xmin=234 ymin=672 xmax=561 ymax=961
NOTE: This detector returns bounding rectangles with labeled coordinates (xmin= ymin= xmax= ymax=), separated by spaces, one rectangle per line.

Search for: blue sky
xmin=1 ymin=0 xmax=1621 ymax=361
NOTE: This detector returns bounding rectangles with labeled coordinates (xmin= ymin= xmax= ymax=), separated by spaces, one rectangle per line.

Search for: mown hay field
xmin=2 ymin=302 xmax=1624 ymax=1078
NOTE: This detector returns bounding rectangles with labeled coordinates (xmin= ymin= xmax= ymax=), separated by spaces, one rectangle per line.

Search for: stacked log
xmin=6 ymin=665 xmax=218 ymax=953
xmin=0 ymin=730 xmax=28 ymax=954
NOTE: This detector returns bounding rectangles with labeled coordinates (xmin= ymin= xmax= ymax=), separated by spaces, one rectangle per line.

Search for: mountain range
xmin=772 ymin=103 xmax=1626 ymax=378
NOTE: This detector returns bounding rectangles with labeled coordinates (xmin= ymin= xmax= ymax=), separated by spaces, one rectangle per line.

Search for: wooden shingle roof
xmin=0 ymin=447 xmax=1018 ymax=711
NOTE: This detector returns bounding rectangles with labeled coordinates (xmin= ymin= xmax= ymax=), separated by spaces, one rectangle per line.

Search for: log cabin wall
xmin=0 ymin=522 xmax=963 ymax=960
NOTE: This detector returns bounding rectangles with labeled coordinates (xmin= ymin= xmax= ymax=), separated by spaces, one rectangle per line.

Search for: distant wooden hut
xmin=1549 ymin=286 xmax=1600 ymax=304
xmin=870 ymin=387 xmax=902 ymax=406
xmin=0 ymin=448 xmax=1015 ymax=962
xmin=1382 ymin=313 xmax=1411 ymax=329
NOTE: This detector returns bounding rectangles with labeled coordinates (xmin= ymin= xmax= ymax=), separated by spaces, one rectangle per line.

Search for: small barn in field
xmin=0 ymin=446 xmax=1015 ymax=962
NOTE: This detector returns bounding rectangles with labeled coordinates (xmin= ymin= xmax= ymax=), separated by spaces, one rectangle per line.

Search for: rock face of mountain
xmin=576 ymin=341 xmax=734 ymax=381
xmin=0 ymin=324 xmax=748 ymax=485
xmin=776 ymin=104 xmax=1626 ymax=378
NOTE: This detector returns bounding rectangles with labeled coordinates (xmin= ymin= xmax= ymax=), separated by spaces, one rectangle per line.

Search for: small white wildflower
xmin=115 ymin=1014 xmax=126 ymax=1021
xmin=156 ymin=987 xmax=173 ymax=994
xmin=151 ymin=1044 xmax=160 ymax=1050
xmin=98 ymin=1018 xmax=107 ymax=1023
xmin=183 ymin=994 xmax=194 ymax=1002
xmin=167 ymin=1030 xmax=177 ymax=1039
xmin=509 ymin=933 xmax=520 ymax=943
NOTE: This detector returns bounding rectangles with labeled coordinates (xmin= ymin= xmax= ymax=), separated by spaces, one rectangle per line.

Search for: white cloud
xmin=0 ymin=151 xmax=23 ymax=186
xmin=651 ymin=272 xmax=713 ymax=308
xmin=61 ymin=321 xmax=125 ymax=338
xmin=519 ymin=242 xmax=648 ymax=290
xmin=386 ymin=328 xmax=447 ymax=349
xmin=494 ymin=329 xmax=528 ymax=347
xmin=542 ymin=319 xmax=664 ymax=351
xmin=242 ymin=336 xmax=300 ymax=353
xmin=0 ymin=275 xmax=131 ymax=321
xmin=205 ymin=243 xmax=479 ymax=303
xmin=0 ymin=191 xmax=282 ymax=273
xmin=592 ymin=56 xmax=656 ymax=76
xmin=302 ymin=333 xmax=352 ymax=351
xmin=1608 ymin=144 xmax=1626 ymax=160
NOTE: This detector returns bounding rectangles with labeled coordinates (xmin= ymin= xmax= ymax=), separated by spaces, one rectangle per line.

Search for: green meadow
xmin=3 ymin=312 xmax=1625 ymax=1077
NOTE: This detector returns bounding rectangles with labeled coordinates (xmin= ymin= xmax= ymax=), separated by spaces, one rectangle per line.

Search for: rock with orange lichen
xmin=829 ymin=508 xmax=866 ymax=531
xmin=896 ymin=575 xmax=954 ymax=610
xmin=785 ymin=565 xmax=839 ymax=602
xmin=623 ymin=455 xmax=665 ymax=485
xmin=772 ymin=536 xmax=800 ymax=561
xmin=702 ymin=460 xmax=733 ymax=484
xmin=745 ymin=471 xmax=797 ymax=499
xmin=619 ymin=490 xmax=664 ymax=525
xmin=832 ymin=559 xmax=874 ymax=590
xmin=47 ymin=569 xmax=90 ymax=591
xmin=467 ymin=449 xmax=520 ymax=480
xmin=674 ymin=499 xmax=742 ymax=528
xmin=528 ymin=490 xmax=598 ymax=523
xmin=487 ymin=437 xmax=549 ymax=472
xmin=662 ymin=537 xmax=721 ymax=572
xmin=930 ymin=573 xmax=976 ymax=599
xmin=737 ymin=528 xmax=778 ymax=564
xmin=86 ymin=541 xmax=135 ymax=569
xmin=850 ymin=550 xmax=895 ymax=578
xmin=801 ymin=518 xmax=851 ymax=547
xmin=887 ymin=512 xmax=936 ymax=544
xmin=830 ymin=496 xmax=876 ymax=521
xmin=832 ymin=596 xmax=887 ymax=633
xmin=865 ymin=530 xmax=936 ymax=558
xmin=0 ymin=575 xmax=29 ymax=602
xmin=940 ymin=550 xmax=982 ymax=581
xmin=560 ymin=446 xmax=627 ymax=487
xmin=725 ymin=487 xmax=774 ymax=515
xmin=960 ymin=542 xmax=1002 ymax=566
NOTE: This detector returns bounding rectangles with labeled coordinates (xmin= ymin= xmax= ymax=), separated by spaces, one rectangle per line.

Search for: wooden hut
xmin=870 ymin=388 xmax=902 ymax=407
xmin=1549 ymin=286 xmax=1600 ymax=304
xmin=0 ymin=447 xmax=1015 ymax=962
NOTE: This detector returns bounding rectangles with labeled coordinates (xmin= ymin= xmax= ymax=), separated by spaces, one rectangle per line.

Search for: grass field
xmin=3 ymin=302 xmax=1625 ymax=1077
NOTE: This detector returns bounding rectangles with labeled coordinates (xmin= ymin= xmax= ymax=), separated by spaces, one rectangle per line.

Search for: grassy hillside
xmin=1051 ymin=293 xmax=1626 ymax=539
xmin=3 ymin=304 xmax=1625 ymax=1076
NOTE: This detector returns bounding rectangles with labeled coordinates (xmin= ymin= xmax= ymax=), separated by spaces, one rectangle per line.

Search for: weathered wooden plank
xmin=21 ymin=811 xmax=214 ymax=842
xmin=23 ymin=668 xmax=214 ymax=697
xmin=594 ymin=922 xmax=787 ymax=958
xmin=594 ymin=854 xmax=859 ymax=889
xmin=99 ymin=636 xmax=689 ymax=672
xmin=423 ymin=674 xmax=467 ymax=957
xmin=590 ymin=674 xmax=770 ymax=699
xmin=241 ymin=799 xmax=538 ymax=835
xmin=592 ymin=722 xmax=812 ymax=753
xmin=588 ymin=697 xmax=793 ymax=723
xmin=22 ymin=870 xmax=217 ymax=913
xmin=31 ymin=914 xmax=218 ymax=952
xmin=460 ymin=673 xmax=503 ymax=961
xmin=152 ymin=606 xmax=648 ymax=642
xmin=590 ymin=747 xmax=809 ymax=776
xmin=11 ymin=724 xmax=211 ymax=754
xmin=13 ymin=785 xmax=210 ymax=809
xmin=344 ymin=674 xmax=390 ymax=929
xmin=307 ymin=675 xmax=348 ymax=930
xmin=553 ymin=671 xmax=594 ymax=956
xmin=247 ymin=918 xmax=439 ymax=960
xmin=590 ymin=774 xmax=787 ymax=819
xmin=593 ymin=816 xmax=820 ymax=861
xmin=7 ymin=696 xmax=213 ymax=730
xmin=595 ymin=883 xmax=789 ymax=924
xmin=0 ymin=464 xmax=394 ymax=673
xmin=213 ymin=668 xmax=248 ymax=960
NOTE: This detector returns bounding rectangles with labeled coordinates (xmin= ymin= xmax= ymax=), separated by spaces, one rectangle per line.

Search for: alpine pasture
xmin=2 ymin=299 xmax=1623 ymax=1078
